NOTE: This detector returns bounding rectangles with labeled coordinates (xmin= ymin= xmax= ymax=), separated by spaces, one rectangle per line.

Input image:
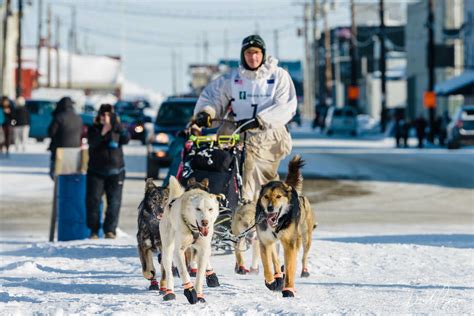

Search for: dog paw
xmin=235 ymin=265 xmax=249 ymax=275
xmin=184 ymin=287 xmax=198 ymax=304
xmin=206 ymin=272 xmax=220 ymax=287
xmin=265 ymin=277 xmax=284 ymax=292
xmin=197 ymin=295 xmax=206 ymax=303
xmin=163 ymin=292 xmax=176 ymax=301
xmin=301 ymin=269 xmax=310 ymax=278
xmin=249 ymin=267 xmax=259 ymax=275
xmin=189 ymin=268 xmax=197 ymax=277
xmin=282 ymin=289 xmax=295 ymax=298
xmin=143 ymin=270 xmax=155 ymax=280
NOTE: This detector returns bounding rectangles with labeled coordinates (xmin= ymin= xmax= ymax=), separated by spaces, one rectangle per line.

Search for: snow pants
xmin=86 ymin=170 xmax=125 ymax=234
xmin=242 ymin=126 xmax=292 ymax=202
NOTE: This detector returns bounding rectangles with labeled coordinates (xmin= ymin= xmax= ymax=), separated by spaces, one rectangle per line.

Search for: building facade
xmin=406 ymin=0 xmax=465 ymax=119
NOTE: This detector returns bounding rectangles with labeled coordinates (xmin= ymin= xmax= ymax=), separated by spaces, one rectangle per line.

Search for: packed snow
xmin=1 ymin=136 xmax=473 ymax=314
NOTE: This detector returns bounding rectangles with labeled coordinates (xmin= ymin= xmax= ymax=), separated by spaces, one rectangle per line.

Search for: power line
xmin=53 ymin=2 xmax=295 ymax=20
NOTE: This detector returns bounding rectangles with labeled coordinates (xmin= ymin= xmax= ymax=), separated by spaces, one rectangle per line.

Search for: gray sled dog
xmin=137 ymin=178 xmax=169 ymax=292
xmin=159 ymin=176 xmax=220 ymax=304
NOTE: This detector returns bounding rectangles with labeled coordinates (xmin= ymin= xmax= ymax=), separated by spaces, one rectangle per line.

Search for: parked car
xmin=447 ymin=105 xmax=474 ymax=149
xmin=25 ymin=99 xmax=55 ymax=141
xmin=147 ymin=97 xmax=197 ymax=179
xmin=114 ymin=101 xmax=151 ymax=145
xmin=324 ymin=106 xmax=358 ymax=136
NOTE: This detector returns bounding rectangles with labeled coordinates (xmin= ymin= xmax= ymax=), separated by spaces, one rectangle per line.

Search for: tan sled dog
xmin=159 ymin=176 xmax=219 ymax=304
xmin=231 ymin=202 xmax=260 ymax=274
xmin=255 ymin=155 xmax=317 ymax=297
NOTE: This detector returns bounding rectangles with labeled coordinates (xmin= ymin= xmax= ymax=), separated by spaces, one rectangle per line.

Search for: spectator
xmin=86 ymin=104 xmax=130 ymax=239
xmin=402 ymin=119 xmax=411 ymax=148
xmin=47 ymin=97 xmax=83 ymax=179
xmin=394 ymin=118 xmax=403 ymax=148
xmin=414 ymin=116 xmax=427 ymax=149
xmin=1 ymin=96 xmax=14 ymax=158
xmin=13 ymin=96 xmax=30 ymax=152
xmin=437 ymin=111 xmax=450 ymax=147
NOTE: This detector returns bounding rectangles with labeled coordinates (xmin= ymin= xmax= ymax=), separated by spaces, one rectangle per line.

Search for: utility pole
xmin=274 ymin=29 xmax=279 ymax=59
xmin=303 ymin=3 xmax=313 ymax=120
xmin=322 ymin=0 xmax=333 ymax=107
xmin=1 ymin=0 xmax=12 ymax=96
xmin=15 ymin=0 xmax=23 ymax=98
xmin=426 ymin=0 xmax=436 ymax=143
xmin=55 ymin=16 xmax=60 ymax=88
xmin=47 ymin=3 xmax=51 ymax=88
xmin=203 ymin=32 xmax=209 ymax=64
xmin=312 ymin=0 xmax=319 ymax=113
xmin=171 ymin=50 xmax=177 ymax=95
xmin=379 ymin=0 xmax=387 ymax=132
xmin=348 ymin=0 xmax=359 ymax=110
xmin=36 ymin=0 xmax=43 ymax=88
xmin=67 ymin=6 xmax=75 ymax=89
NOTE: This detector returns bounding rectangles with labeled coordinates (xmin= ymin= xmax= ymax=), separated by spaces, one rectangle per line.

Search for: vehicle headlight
xmin=134 ymin=125 xmax=144 ymax=133
xmin=155 ymin=133 xmax=169 ymax=143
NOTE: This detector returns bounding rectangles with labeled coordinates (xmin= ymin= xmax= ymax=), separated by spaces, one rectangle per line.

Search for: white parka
xmin=194 ymin=57 xmax=297 ymax=202
xmin=194 ymin=57 xmax=297 ymax=130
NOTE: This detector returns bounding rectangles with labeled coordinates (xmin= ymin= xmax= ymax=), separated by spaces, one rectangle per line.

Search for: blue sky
xmin=19 ymin=0 xmax=406 ymax=96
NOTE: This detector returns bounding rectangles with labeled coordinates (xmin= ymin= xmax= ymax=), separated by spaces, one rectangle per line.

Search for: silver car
xmin=325 ymin=106 xmax=358 ymax=136
xmin=447 ymin=105 xmax=474 ymax=149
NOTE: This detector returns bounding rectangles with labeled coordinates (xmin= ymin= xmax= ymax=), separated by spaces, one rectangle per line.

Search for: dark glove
xmin=195 ymin=111 xmax=212 ymax=128
xmin=237 ymin=118 xmax=260 ymax=132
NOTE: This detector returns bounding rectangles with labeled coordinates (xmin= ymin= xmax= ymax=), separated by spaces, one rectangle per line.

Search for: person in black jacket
xmin=13 ymin=97 xmax=30 ymax=152
xmin=86 ymin=104 xmax=130 ymax=239
xmin=1 ymin=96 xmax=14 ymax=158
xmin=47 ymin=96 xmax=83 ymax=178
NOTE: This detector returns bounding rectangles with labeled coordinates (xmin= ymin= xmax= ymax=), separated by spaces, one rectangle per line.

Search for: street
xmin=1 ymin=132 xmax=474 ymax=314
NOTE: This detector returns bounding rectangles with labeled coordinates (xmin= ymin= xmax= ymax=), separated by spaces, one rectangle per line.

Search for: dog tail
xmin=168 ymin=176 xmax=185 ymax=201
xmin=285 ymin=155 xmax=305 ymax=194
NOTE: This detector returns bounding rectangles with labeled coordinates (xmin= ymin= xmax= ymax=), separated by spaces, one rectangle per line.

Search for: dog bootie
xmin=197 ymin=294 xmax=206 ymax=303
xmin=183 ymin=286 xmax=198 ymax=304
xmin=249 ymin=267 xmax=259 ymax=275
xmin=189 ymin=267 xmax=197 ymax=277
xmin=282 ymin=288 xmax=295 ymax=298
xmin=206 ymin=271 xmax=220 ymax=287
xmin=265 ymin=275 xmax=284 ymax=292
xmin=163 ymin=290 xmax=176 ymax=301
xmin=235 ymin=264 xmax=249 ymax=275
xmin=301 ymin=268 xmax=310 ymax=278
xmin=149 ymin=279 xmax=159 ymax=291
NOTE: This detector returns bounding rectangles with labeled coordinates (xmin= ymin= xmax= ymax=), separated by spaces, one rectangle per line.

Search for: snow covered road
xmin=1 ymin=232 xmax=473 ymax=315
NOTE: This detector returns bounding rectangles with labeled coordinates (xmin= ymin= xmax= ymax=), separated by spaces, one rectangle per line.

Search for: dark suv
xmin=447 ymin=105 xmax=474 ymax=149
xmin=146 ymin=97 xmax=197 ymax=178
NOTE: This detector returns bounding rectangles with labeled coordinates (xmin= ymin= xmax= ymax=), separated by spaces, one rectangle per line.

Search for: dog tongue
xmin=200 ymin=226 xmax=209 ymax=236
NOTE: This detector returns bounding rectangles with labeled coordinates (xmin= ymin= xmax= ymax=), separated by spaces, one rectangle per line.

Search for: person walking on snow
xmin=13 ymin=97 xmax=30 ymax=152
xmin=193 ymin=34 xmax=297 ymax=203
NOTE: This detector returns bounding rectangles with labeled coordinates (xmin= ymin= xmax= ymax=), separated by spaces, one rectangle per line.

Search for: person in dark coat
xmin=13 ymin=96 xmax=30 ymax=152
xmin=394 ymin=118 xmax=403 ymax=148
xmin=1 ymin=96 xmax=15 ymax=157
xmin=402 ymin=119 xmax=411 ymax=148
xmin=47 ymin=96 xmax=83 ymax=178
xmin=86 ymin=104 xmax=130 ymax=239
xmin=414 ymin=115 xmax=427 ymax=149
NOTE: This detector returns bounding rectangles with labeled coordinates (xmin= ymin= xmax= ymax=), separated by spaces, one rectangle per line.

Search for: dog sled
xmin=176 ymin=121 xmax=257 ymax=254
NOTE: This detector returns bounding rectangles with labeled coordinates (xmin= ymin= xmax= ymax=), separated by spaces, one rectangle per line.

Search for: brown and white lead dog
xmin=159 ymin=176 xmax=220 ymax=304
xmin=255 ymin=155 xmax=317 ymax=297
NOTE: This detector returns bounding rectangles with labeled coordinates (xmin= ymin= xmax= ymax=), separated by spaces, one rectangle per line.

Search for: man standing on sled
xmin=193 ymin=34 xmax=297 ymax=203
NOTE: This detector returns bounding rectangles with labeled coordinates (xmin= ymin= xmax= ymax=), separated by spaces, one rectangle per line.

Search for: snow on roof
xmin=22 ymin=47 xmax=123 ymax=90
